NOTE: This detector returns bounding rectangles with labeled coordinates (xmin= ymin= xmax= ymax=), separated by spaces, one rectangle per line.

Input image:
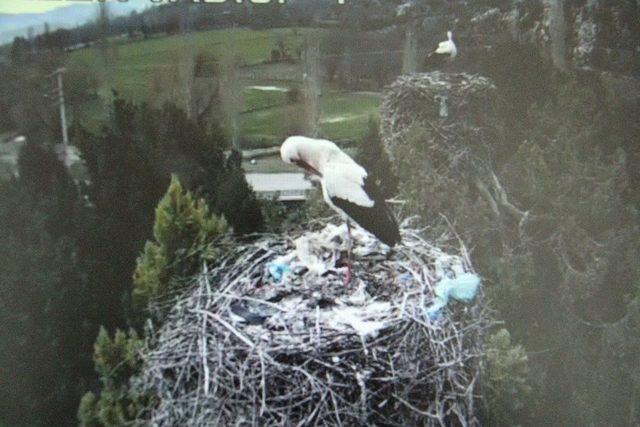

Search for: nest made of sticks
xmin=380 ymin=72 xmax=500 ymax=167
xmin=133 ymin=220 xmax=491 ymax=426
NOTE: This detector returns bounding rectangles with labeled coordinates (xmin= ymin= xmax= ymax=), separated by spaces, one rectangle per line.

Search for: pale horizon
xmin=0 ymin=0 xmax=149 ymax=15
xmin=0 ymin=0 xmax=78 ymax=14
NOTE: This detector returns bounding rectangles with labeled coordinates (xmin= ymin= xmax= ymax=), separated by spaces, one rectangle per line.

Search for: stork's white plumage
xmin=281 ymin=136 xmax=401 ymax=283
xmin=434 ymin=30 xmax=457 ymax=60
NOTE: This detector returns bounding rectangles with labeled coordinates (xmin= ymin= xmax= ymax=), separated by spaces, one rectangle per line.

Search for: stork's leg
xmin=344 ymin=221 xmax=352 ymax=286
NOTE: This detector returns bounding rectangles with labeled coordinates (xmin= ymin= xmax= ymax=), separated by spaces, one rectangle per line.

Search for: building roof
xmin=245 ymin=173 xmax=314 ymax=201
xmin=245 ymin=173 xmax=313 ymax=193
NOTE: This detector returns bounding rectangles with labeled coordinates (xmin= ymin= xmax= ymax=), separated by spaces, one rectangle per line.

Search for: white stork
xmin=435 ymin=30 xmax=457 ymax=59
xmin=425 ymin=30 xmax=457 ymax=68
xmin=281 ymin=136 xmax=401 ymax=284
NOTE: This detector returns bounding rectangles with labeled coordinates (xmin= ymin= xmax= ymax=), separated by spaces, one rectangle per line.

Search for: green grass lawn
xmin=240 ymin=91 xmax=381 ymax=144
xmin=319 ymin=92 xmax=382 ymax=140
xmin=244 ymin=84 xmax=292 ymax=111
xmin=65 ymin=28 xmax=382 ymax=172
xmin=67 ymin=28 xmax=312 ymax=102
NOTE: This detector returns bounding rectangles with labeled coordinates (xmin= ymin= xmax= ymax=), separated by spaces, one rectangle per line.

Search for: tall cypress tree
xmin=0 ymin=144 xmax=94 ymax=426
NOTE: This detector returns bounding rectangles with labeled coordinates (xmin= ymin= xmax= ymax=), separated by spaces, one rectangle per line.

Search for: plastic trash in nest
xmin=399 ymin=272 xmax=413 ymax=282
xmin=324 ymin=302 xmax=391 ymax=339
xmin=346 ymin=282 xmax=370 ymax=305
xmin=293 ymin=236 xmax=328 ymax=276
xmin=267 ymin=262 xmax=291 ymax=282
xmin=426 ymin=273 xmax=481 ymax=320
xmin=229 ymin=302 xmax=268 ymax=325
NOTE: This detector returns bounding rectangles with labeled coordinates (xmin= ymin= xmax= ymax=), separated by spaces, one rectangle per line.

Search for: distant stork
xmin=281 ymin=136 xmax=401 ymax=284
xmin=425 ymin=30 xmax=457 ymax=68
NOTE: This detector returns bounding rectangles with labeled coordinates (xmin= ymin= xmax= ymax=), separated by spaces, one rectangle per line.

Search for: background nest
xmin=380 ymin=72 xmax=501 ymax=176
xmin=133 ymin=220 xmax=491 ymax=426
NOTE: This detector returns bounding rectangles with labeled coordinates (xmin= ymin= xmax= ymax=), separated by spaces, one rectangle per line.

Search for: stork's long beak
xmin=294 ymin=159 xmax=322 ymax=178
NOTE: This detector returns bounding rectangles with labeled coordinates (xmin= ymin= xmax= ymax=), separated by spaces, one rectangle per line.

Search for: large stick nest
xmin=133 ymin=220 xmax=491 ymax=426
xmin=380 ymin=72 xmax=500 ymax=174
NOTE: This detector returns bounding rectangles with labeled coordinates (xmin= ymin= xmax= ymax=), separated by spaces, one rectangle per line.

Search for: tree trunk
xmin=402 ymin=19 xmax=419 ymax=74
xmin=548 ymin=0 xmax=567 ymax=70
xmin=302 ymin=36 xmax=321 ymax=137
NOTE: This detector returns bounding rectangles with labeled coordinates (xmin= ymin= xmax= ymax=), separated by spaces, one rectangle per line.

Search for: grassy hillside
xmin=240 ymin=91 xmax=381 ymax=146
xmin=65 ymin=27 xmax=381 ymax=160
xmin=68 ymin=28 xmax=307 ymax=101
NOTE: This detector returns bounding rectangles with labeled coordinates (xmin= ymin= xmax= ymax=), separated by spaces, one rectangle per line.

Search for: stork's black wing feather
xmin=424 ymin=52 xmax=448 ymax=69
xmin=330 ymin=175 xmax=401 ymax=247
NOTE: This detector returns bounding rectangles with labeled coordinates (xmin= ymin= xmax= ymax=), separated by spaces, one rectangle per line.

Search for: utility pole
xmin=47 ymin=67 xmax=69 ymax=166
xmin=55 ymin=68 xmax=69 ymax=149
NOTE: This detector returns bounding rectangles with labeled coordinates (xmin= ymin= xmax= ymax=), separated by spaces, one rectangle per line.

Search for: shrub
xmin=485 ymin=329 xmax=531 ymax=425
xmin=133 ymin=175 xmax=228 ymax=309
xmin=77 ymin=328 xmax=144 ymax=427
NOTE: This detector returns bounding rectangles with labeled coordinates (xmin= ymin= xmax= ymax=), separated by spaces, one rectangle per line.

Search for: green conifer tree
xmin=79 ymin=176 xmax=228 ymax=426
xmin=133 ymin=175 xmax=228 ymax=308
xmin=77 ymin=328 xmax=143 ymax=427
xmin=0 ymin=144 xmax=93 ymax=426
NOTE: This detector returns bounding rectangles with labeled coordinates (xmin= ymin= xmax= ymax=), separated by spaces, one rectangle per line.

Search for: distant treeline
xmin=6 ymin=0 xmax=397 ymax=59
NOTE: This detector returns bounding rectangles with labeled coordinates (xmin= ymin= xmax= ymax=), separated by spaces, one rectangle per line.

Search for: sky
xmin=0 ymin=0 xmax=152 ymax=43
xmin=0 ymin=0 xmax=141 ymax=15
xmin=0 ymin=0 xmax=85 ymax=14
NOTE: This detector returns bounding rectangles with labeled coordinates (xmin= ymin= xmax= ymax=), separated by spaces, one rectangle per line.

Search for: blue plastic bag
xmin=427 ymin=273 xmax=481 ymax=320
xmin=267 ymin=262 xmax=291 ymax=282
